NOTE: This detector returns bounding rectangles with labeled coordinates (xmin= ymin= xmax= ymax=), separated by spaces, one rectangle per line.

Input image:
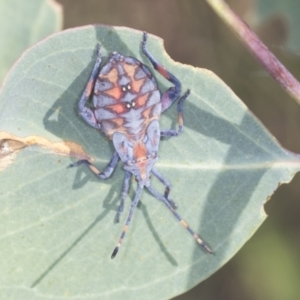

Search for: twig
xmin=205 ymin=0 xmax=300 ymax=105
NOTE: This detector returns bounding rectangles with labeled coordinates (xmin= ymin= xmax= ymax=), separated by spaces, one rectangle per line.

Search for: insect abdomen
xmin=93 ymin=54 xmax=162 ymax=141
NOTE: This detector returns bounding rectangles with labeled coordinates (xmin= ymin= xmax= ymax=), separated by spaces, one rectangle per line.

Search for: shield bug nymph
xmin=70 ymin=32 xmax=212 ymax=258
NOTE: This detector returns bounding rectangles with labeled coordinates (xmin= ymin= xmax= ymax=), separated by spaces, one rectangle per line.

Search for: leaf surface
xmin=0 ymin=25 xmax=299 ymax=300
xmin=0 ymin=0 xmax=62 ymax=83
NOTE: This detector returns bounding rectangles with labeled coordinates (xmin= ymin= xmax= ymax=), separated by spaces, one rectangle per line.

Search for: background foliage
xmin=0 ymin=0 xmax=62 ymax=83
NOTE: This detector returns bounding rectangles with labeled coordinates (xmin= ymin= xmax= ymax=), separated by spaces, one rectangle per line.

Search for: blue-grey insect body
xmin=70 ymin=32 xmax=212 ymax=258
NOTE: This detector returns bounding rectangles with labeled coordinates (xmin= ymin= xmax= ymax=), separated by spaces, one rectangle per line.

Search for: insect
xmin=70 ymin=32 xmax=212 ymax=259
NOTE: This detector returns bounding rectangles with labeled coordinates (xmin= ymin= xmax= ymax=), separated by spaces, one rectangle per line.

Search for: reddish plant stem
xmin=206 ymin=0 xmax=300 ymax=104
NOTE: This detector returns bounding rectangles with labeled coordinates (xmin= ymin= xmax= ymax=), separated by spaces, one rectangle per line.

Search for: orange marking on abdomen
xmin=123 ymin=63 xmax=137 ymax=76
xmin=123 ymin=63 xmax=145 ymax=93
xmin=106 ymin=103 xmax=125 ymax=114
xmin=101 ymin=118 xmax=126 ymax=139
xmin=142 ymin=106 xmax=159 ymax=127
xmin=103 ymin=87 xmax=122 ymax=100
xmin=101 ymin=67 xmax=119 ymax=85
xmin=131 ymin=78 xmax=145 ymax=93
xmin=112 ymin=118 xmax=125 ymax=127
xmin=142 ymin=106 xmax=152 ymax=121
xmin=136 ymin=94 xmax=149 ymax=108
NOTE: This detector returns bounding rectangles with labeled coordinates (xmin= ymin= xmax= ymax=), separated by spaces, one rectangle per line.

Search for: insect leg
xmin=160 ymin=89 xmax=190 ymax=138
xmin=141 ymin=32 xmax=181 ymax=112
xmin=146 ymin=185 xmax=212 ymax=254
xmin=151 ymin=168 xmax=178 ymax=209
xmin=115 ymin=171 xmax=131 ymax=223
xmin=111 ymin=185 xmax=143 ymax=259
xmin=78 ymin=43 xmax=102 ymax=130
xmin=69 ymin=151 xmax=119 ymax=180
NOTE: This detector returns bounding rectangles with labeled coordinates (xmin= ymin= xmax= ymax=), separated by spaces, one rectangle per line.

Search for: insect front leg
xmin=151 ymin=168 xmax=177 ymax=209
xmin=78 ymin=43 xmax=102 ymax=130
xmin=160 ymin=89 xmax=190 ymax=138
xmin=141 ymin=32 xmax=181 ymax=112
xmin=69 ymin=151 xmax=119 ymax=180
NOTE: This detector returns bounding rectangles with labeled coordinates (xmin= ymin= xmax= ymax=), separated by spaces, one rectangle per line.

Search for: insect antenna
xmin=146 ymin=185 xmax=212 ymax=254
xmin=111 ymin=185 xmax=143 ymax=259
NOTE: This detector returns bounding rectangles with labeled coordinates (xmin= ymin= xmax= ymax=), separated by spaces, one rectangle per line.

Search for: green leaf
xmin=255 ymin=0 xmax=300 ymax=52
xmin=0 ymin=0 xmax=62 ymax=83
xmin=0 ymin=25 xmax=299 ymax=299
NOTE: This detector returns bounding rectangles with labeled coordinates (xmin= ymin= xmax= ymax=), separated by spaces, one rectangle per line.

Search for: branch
xmin=205 ymin=0 xmax=300 ymax=105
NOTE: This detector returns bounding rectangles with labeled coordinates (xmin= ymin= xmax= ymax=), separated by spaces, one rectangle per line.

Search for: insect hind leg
xmin=151 ymin=168 xmax=178 ymax=209
xmin=146 ymin=185 xmax=212 ymax=254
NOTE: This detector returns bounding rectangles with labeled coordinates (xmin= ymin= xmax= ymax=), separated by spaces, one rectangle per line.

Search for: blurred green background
xmin=3 ymin=0 xmax=300 ymax=299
